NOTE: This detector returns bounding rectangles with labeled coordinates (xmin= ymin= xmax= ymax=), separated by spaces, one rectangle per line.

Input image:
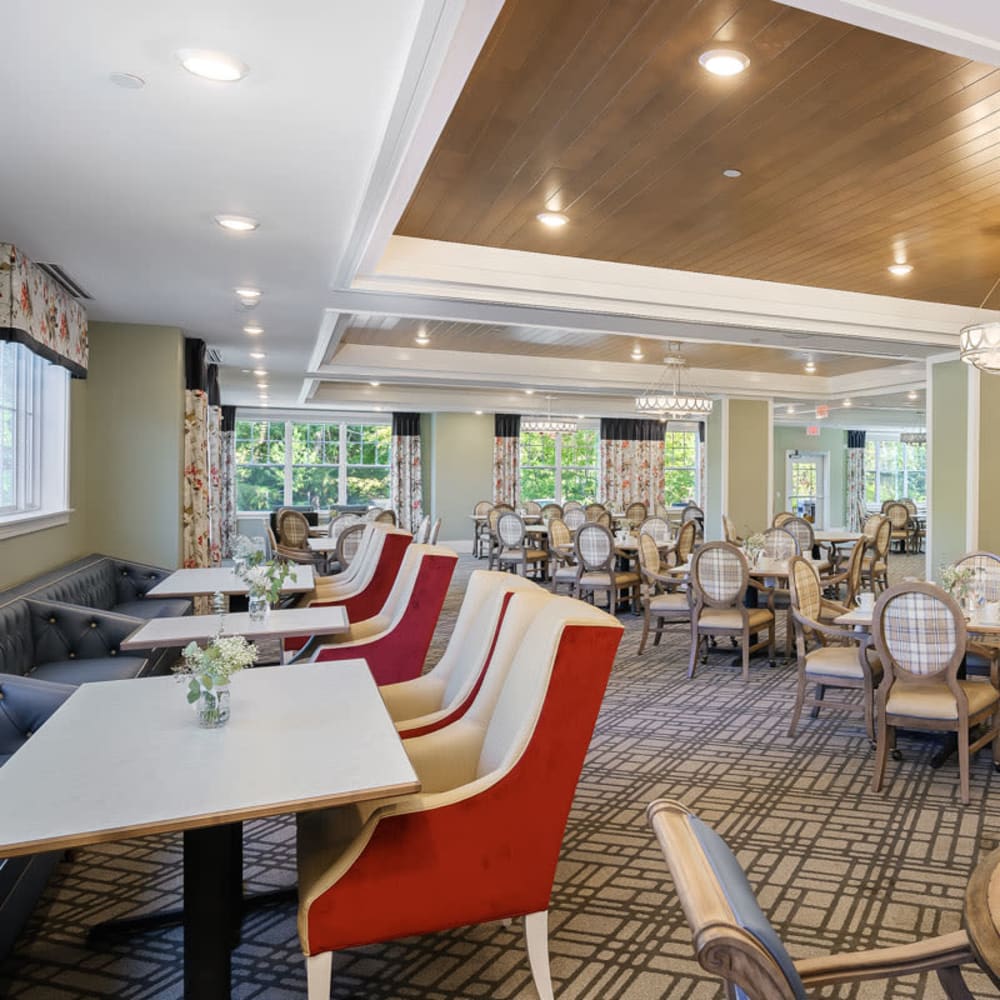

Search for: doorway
xmin=785 ymin=451 xmax=829 ymax=528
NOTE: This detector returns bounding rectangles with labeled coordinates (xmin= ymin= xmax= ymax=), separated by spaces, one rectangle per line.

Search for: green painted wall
xmin=727 ymin=399 xmax=770 ymax=538
xmin=979 ymin=374 xmax=1000 ymax=555
xmin=428 ymin=412 xmax=494 ymax=547
xmin=704 ymin=403 xmax=724 ymax=541
xmin=930 ymin=360 xmax=969 ymax=573
xmin=86 ymin=323 xmax=185 ymax=568
xmin=0 ymin=378 xmax=91 ymax=589
xmin=772 ymin=426 xmax=847 ymax=528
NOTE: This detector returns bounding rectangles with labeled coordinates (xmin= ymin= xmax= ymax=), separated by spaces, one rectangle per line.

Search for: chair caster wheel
xmin=768 ymin=659 xmax=776 ymax=668
xmin=891 ymin=749 xmax=903 ymax=761
xmin=994 ymin=762 xmax=1000 ymax=773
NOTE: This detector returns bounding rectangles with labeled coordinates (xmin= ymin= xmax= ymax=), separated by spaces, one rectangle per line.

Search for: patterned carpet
xmin=2 ymin=552 xmax=999 ymax=999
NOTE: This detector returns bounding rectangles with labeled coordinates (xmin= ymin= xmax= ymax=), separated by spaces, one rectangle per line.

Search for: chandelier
xmin=900 ymin=431 xmax=926 ymax=445
xmin=522 ymin=395 xmax=577 ymax=436
xmin=635 ymin=342 xmax=713 ymax=417
xmin=960 ymin=275 xmax=1000 ymax=373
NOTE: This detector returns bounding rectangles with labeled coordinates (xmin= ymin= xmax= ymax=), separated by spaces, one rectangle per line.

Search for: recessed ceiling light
xmin=177 ymin=49 xmax=248 ymax=83
xmin=843 ymin=399 xmax=852 ymax=407
xmin=787 ymin=405 xmax=796 ymax=414
xmin=722 ymin=168 xmax=742 ymax=178
xmin=110 ymin=72 xmax=145 ymax=89
xmin=374 ymin=406 xmax=383 ymax=412
xmin=214 ymin=215 xmax=259 ymax=233
xmin=888 ymin=262 xmax=913 ymax=276
xmin=536 ymin=212 xmax=568 ymax=228
xmin=699 ymin=49 xmax=750 ymax=76
xmin=907 ymin=390 xmax=919 ymax=400
xmin=578 ymin=414 xmax=585 ymax=420
xmin=369 ymin=381 xmax=381 ymax=387
xmin=804 ymin=361 xmax=817 ymax=373
xmin=243 ymin=324 xmax=263 ymax=335
xmin=252 ymin=368 xmax=267 ymax=377
xmin=475 ymin=410 xmax=483 ymax=415
xmin=631 ymin=345 xmax=644 ymax=360
xmin=524 ymin=389 xmax=534 ymax=395
xmin=256 ymin=382 xmax=269 ymax=389
xmin=235 ymin=286 xmax=261 ymax=300
xmin=415 ymin=333 xmax=430 ymax=345
xmin=240 ymin=368 xmax=250 ymax=374
xmin=249 ymin=351 xmax=265 ymax=359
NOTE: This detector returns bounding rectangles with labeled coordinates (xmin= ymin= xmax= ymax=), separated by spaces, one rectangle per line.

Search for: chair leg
xmin=958 ymin=723 xmax=971 ymax=806
xmin=687 ymin=626 xmax=700 ymax=679
xmin=937 ymin=964 xmax=976 ymax=1000
xmin=741 ymin=626 xmax=750 ymax=682
xmin=788 ymin=670 xmax=807 ymax=737
xmin=524 ymin=910 xmax=555 ymax=1000
xmin=810 ymin=684 xmax=825 ymax=719
xmin=872 ymin=720 xmax=890 ymax=793
xmin=863 ymin=681 xmax=875 ymax=742
xmin=306 ymin=952 xmax=333 ymax=1000
xmin=639 ymin=608 xmax=651 ymax=654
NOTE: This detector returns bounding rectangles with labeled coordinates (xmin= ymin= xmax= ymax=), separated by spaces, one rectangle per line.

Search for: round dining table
xmin=964 ymin=845 xmax=1000 ymax=991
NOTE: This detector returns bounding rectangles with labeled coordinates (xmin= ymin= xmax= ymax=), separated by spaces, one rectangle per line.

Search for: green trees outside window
xmin=520 ymin=429 xmax=598 ymax=503
xmin=864 ymin=438 xmax=926 ymax=505
xmin=664 ymin=429 xmax=699 ymax=506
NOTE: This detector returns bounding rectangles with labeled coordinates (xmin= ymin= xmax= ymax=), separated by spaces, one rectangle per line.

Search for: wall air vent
xmin=207 ymin=348 xmax=223 ymax=364
xmin=36 ymin=263 xmax=93 ymax=300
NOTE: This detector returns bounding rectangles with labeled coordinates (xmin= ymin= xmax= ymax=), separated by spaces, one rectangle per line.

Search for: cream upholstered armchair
xmin=647 ymin=798 xmax=978 ymax=1000
xmin=296 ymin=597 xmax=624 ymax=1000
xmin=688 ymin=542 xmax=775 ymax=681
xmin=637 ymin=533 xmax=690 ymax=653
xmin=871 ymin=582 xmax=1000 ymax=805
xmin=379 ymin=570 xmax=541 ymax=736
xmin=787 ymin=556 xmax=881 ymax=739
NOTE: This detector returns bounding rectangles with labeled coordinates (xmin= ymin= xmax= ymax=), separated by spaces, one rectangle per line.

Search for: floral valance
xmin=0 ymin=243 xmax=88 ymax=377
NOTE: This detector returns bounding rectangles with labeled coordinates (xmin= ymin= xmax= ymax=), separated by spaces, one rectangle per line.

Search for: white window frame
xmin=663 ymin=423 xmax=702 ymax=506
xmin=0 ymin=341 xmax=71 ymax=540
xmin=865 ymin=432 xmax=927 ymax=507
xmin=235 ymin=412 xmax=391 ymax=513
xmin=519 ymin=425 xmax=600 ymax=504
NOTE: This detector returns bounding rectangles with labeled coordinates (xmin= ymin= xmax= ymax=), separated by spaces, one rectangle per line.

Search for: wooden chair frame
xmin=637 ymin=533 xmax=690 ymax=653
xmin=496 ymin=512 xmax=547 ymax=580
xmin=574 ymin=523 xmax=639 ymax=613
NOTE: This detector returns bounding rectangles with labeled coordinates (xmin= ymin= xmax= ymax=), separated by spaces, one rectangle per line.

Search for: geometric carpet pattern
xmin=1 ymin=553 xmax=998 ymax=998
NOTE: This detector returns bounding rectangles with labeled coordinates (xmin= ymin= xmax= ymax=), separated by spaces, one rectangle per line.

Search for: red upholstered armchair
xmin=284 ymin=525 xmax=411 ymax=654
xmin=300 ymin=545 xmax=458 ymax=686
xmin=295 ymin=596 xmax=624 ymax=999
xmin=380 ymin=569 xmax=541 ymax=737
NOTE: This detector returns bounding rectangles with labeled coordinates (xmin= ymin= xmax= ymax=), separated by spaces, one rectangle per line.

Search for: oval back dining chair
xmin=762 ymin=527 xmax=798 ymax=560
xmin=783 ymin=516 xmax=815 ymax=557
xmin=524 ymin=500 xmax=542 ymax=516
xmin=413 ymin=515 xmax=431 ymax=544
xmin=563 ymin=507 xmax=586 ymax=532
xmin=297 ymin=597 xmax=624 ymax=1000
xmin=761 ymin=528 xmax=798 ymax=656
xmin=688 ymin=542 xmax=775 ymax=681
xmin=639 ymin=516 xmax=672 ymax=549
xmin=674 ymin=519 xmax=698 ymax=566
xmin=428 ymin=518 xmax=441 ymax=545
xmin=871 ymin=582 xmax=1000 ymax=804
xmin=539 ymin=503 xmax=563 ymax=522
xmin=574 ymin=523 xmax=639 ymax=612
xmin=624 ymin=501 xmax=647 ymax=529
xmin=884 ymin=502 xmax=911 ymax=553
xmin=862 ymin=513 xmax=884 ymax=540
xmin=772 ymin=511 xmax=795 ymax=528
xmin=473 ymin=500 xmax=492 ymax=557
xmin=562 ymin=500 xmax=583 ymax=512
xmin=950 ymin=550 xmax=1000 ymax=680
xmin=335 ymin=523 xmax=366 ymax=570
xmin=279 ymin=509 xmax=310 ymax=549
xmin=722 ymin=514 xmax=742 ymax=545
xmin=496 ymin=512 xmax=547 ymax=580
xmin=473 ymin=500 xmax=492 ymax=516
xmin=681 ymin=503 xmax=704 ymax=525
xmin=824 ymin=536 xmax=868 ymax=609
xmin=637 ymin=532 xmax=690 ymax=654
xmin=584 ymin=503 xmax=606 ymax=522
xmin=863 ymin=517 xmax=892 ymax=593
xmin=374 ymin=509 xmax=396 ymax=526
xmin=547 ymin=518 xmax=576 ymax=596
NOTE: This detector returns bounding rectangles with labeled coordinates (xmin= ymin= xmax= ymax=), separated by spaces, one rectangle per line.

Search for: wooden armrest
xmin=795 ymin=930 xmax=973 ymax=988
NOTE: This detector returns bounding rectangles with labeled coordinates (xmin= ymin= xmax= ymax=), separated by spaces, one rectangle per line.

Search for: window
xmin=663 ymin=427 xmax=700 ymax=506
xmin=864 ymin=436 xmax=926 ymax=505
xmin=520 ymin=429 xmax=598 ymax=503
xmin=235 ymin=417 xmax=391 ymax=511
xmin=0 ymin=341 xmax=69 ymax=535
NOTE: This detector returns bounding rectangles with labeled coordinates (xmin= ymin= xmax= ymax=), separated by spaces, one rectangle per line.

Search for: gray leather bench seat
xmin=114 ymin=598 xmax=190 ymax=619
xmin=30 ymin=656 xmax=148 ymax=685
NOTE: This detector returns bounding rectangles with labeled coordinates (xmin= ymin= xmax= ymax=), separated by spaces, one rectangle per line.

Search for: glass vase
xmin=248 ymin=592 xmax=269 ymax=622
xmin=196 ymin=682 xmax=230 ymax=728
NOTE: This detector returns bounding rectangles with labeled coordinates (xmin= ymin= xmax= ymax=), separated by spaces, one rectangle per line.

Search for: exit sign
xmin=815 ymin=405 xmax=830 ymax=419
xmin=806 ymin=425 xmax=820 ymax=436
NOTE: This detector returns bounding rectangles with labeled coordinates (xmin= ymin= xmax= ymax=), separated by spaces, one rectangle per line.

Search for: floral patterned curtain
xmin=182 ymin=389 xmax=212 ymax=568
xmin=391 ymin=412 xmax=423 ymax=532
xmin=493 ymin=414 xmax=520 ymax=506
xmin=846 ymin=429 xmax=866 ymax=531
xmin=599 ymin=418 xmax=665 ymax=509
xmin=206 ymin=405 xmax=223 ymax=566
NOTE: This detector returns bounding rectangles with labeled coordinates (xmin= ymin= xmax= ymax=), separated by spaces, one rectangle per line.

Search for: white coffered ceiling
xmin=2 ymin=0 xmax=998 ymax=427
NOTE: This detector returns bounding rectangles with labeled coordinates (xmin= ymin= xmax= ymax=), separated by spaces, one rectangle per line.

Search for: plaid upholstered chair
xmin=871 ymin=582 xmax=1000 ymax=805
xmin=562 ymin=500 xmax=583 ymax=512
xmin=953 ymin=551 xmax=1000 ymax=681
xmin=761 ymin=527 xmax=798 ymax=656
xmin=637 ymin=533 xmax=690 ymax=653
xmin=547 ymin=518 xmax=578 ymax=596
xmin=524 ymin=500 xmax=542 ymax=516
xmin=624 ymin=501 xmax=647 ymax=529
xmin=574 ymin=523 xmax=639 ymax=613
xmin=688 ymin=542 xmax=775 ymax=681
xmin=639 ymin=515 xmax=672 ymax=551
xmin=563 ymin=506 xmax=586 ymax=532
xmin=584 ymin=503 xmax=606 ymax=522
xmin=822 ymin=537 xmax=867 ymax=612
xmin=473 ymin=500 xmax=492 ymax=557
xmin=772 ymin=511 xmax=795 ymax=527
xmin=647 ymin=799 xmax=979 ymax=1000
xmin=278 ymin=508 xmax=311 ymax=549
xmin=787 ymin=556 xmax=881 ymax=739
xmin=884 ymin=502 xmax=911 ymax=554
xmin=783 ymin=516 xmax=816 ymax=559
xmin=539 ymin=502 xmax=563 ymax=523
xmin=334 ymin=523 xmax=366 ymax=570
xmin=496 ymin=512 xmax=547 ymax=580
xmin=595 ymin=510 xmax=612 ymax=529
xmin=862 ymin=517 xmax=891 ymax=593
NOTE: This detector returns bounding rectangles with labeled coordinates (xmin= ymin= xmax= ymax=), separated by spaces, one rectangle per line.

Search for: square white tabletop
xmin=0 ymin=661 xmax=418 ymax=857
xmin=121 ymin=606 xmax=350 ymax=651
xmin=147 ymin=564 xmax=314 ymax=597
xmin=307 ymin=536 xmax=339 ymax=552
xmin=813 ymin=529 xmax=863 ymax=543
xmin=834 ymin=607 xmax=1000 ymax=635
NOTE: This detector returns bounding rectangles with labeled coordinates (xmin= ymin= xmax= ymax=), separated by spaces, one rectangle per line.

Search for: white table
xmin=835 ymin=607 xmax=1000 ymax=636
xmin=0 ymin=662 xmax=418 ymax=997
xmin=814 ymin=529 xmax=863 ymax=544
xmin=121 ymin=606 xmax=350 ymax=651
xmin=307 ymin=535 xmax=339 ymax=553
xmin=148 ymin=564 xmax=314 ymax=597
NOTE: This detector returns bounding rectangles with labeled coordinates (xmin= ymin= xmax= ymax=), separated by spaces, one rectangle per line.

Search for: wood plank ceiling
xmin=341 ymin=318 xmax=904 ymax=375
xmin=396 ymin=0 xmax=1000 ymax=307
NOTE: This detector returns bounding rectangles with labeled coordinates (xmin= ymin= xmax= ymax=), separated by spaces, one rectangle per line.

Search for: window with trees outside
xmin=664 ymin=426 xmax=700 ymax=506
xmin=0 ymin=340 xmax=70 ymax=535
xmin=864 ymin=436 xmax=926 ymax=505
xmin=235 ymin=418 xmax=391 ymax=511
xmin=520 ymin=428 xmax=599 ymax=503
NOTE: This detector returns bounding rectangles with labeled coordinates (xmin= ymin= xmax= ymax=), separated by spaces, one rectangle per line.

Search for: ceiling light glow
xmin=369 ymin=381 xmax=380 ymax=387
xmin=907 ymin=390 xmax=919 ymax=400
xmin=804 ymin=361 xmax=817 ymax=374
xmin=235 ymin=287 xmax=261 ymax=300
xmin=888 ymin=262 xmax=913 ymax=276
xmin=722 ymin=168 xmax=742 ymax=178
xmin=177 ymin=49 xmax=248 ymax=83
xmin=215 ymin=215 xmax=259 ymax=232
xmin=475 ymin=410 xmax=483 ymax=415
xmin=631 ymin=345 xmax=644 ymax=360
xmin=252 ymin=368 xmax=267 ymax=377
xmin=243 ymin=324 xmax=263 ymax=335
xmin=698 ymin=49 xmax=750 ymax=76
xmin=536 ymin=212 xmax=568 ymax=228
xmin=249 ymin=351 xmax=265 ymax=359
xmin=843 ymin=399 xmax=852 ymax=407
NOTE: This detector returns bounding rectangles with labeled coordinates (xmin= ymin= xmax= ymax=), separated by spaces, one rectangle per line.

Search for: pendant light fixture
xmin=522 ymin=395 xmax=577 ymax=435
xmin=635 ymin=342 xmax=713 ymax=417
xmin=960 ymin=274 xmax=1000 ymax=373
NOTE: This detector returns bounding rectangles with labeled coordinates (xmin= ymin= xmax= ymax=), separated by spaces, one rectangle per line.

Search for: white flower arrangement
xmin=232 ymin=534 xmax=260 ymax=560
xmin=176 ymin=633 xmax=258 ymax=703
xmin=237 ymin=557 xmax=293 ymax=604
